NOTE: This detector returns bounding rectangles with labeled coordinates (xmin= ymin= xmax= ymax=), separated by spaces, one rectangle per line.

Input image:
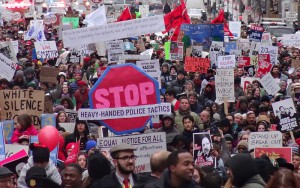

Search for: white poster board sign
xmin=259 ymin=45 xmax=278 ymax=65
xmin=62 ymin=15 xmax=165 ymax=47
xmin=229 ymin=21 xmax=241 ymax=39
xmin=98 ymin=132 xmax=166 ymax=173
xmin=282 ymin=34 xmax=300 ymax=48
xmin=136 ymin=59 xmax=161 ymax=88
xmin=248 ymin=131 xmax=282 ymax=150
xmin=260 ymin=72 xmax=280 ymax=95
xmin=217 ymin=55 xmax=236 ymax=68
xmin=0 ymin=53 xmax=17 ymax=81
xmin=107 ymin=40 xmax=124 ymax=64
xmin=139 ymin=5 xmax=149 ymax=18
xmin=34 ymin=41 xmax=58 ymax=59
xmin=215 ymin=69 xmax=235 ymax=103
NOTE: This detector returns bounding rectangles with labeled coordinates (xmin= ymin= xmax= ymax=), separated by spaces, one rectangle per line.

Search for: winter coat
xmin=17 ymin=156 xmax=62 ymax=188
xmin=240 ymin=174 xmax=266 ymax=188
xmin=174 ymin=111 xmax=202 ymax=132
xmin=144 ymin=170 xmax=201 ymax=188
xmin=11 ymin=125 xmax=38 ymax=143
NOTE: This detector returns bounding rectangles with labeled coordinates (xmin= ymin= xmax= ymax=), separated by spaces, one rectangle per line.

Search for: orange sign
xmin=184 ymin=57 xmax=210 ymax=73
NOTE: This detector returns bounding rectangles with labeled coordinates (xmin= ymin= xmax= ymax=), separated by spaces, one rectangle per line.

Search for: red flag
xmin=164 ymin=2 xmax=190 ymax=33
xmin=211 ymin=10 xmax=233 ymax=37
xmin=117 ymin=7 xmax=132 ymax=22
xmin=65 ymin=140 xmax=80 ymax=165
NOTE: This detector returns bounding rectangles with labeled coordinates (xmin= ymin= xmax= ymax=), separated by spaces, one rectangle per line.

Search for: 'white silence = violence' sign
xmin=34 ymin=41 xmax=58 ymax=59
xmin=248 ymin=131 xmax=282 ymax=150
xmin=62 ymin=15 xmax=165 ymax=47
xmin=98 ymin=132 xmax=166 ymax=173
xmin=215 ymin=69 xmax=235 ymax=103
xmin=78 ymin=103 xmax=171 ymax=120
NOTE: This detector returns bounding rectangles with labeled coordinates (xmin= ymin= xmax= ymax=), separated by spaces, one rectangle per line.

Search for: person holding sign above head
xmin=11 ymin=114 xmax=38 ymax=144
xmin=91 ymin=143 xmax=140 ymax=188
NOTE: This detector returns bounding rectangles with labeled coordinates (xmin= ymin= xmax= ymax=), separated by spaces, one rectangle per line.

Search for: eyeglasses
xmin=116 ymin=155 xmax=137 ymax=161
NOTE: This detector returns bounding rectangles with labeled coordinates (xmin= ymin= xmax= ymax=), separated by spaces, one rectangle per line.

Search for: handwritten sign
xmin=184 ymin=57 xmax=210 ymax=73
xmin=98 ymin=132 xmax=166 ymax=173
xmin=260 ymin=72 xmax=280 ymax=95
xmin=248 ymin=131 xmax=282 ymax=150
xmin=217 ymin=55 xmax=236 ymax=68
xmin=282 ymin=34 xmax=300 ymax=48
xmin=215 ymin=69 xmax=235 ymax=103
xmin=40 ymin=67 xmax=60 ymax=83
xmin=259 ymin=45 xmax=278 ymax=65
xmin=62 ymin=15 xmax=165 ymax=47
xmin=0 ymin=90 xmax=45 ymax=126
xmin=0 ymin=53 xmax=17 ymax=81
xmin=34 ymin=41 xmax=58 ymax=59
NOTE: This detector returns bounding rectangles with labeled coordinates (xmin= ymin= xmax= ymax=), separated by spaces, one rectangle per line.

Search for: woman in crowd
xmin=56 ymin=111 xmax=69 ymax=133
xmin=65 ymin=118 xmax=90 ymax=151
xmin=11 ymin=114 xmax=38 ymax=143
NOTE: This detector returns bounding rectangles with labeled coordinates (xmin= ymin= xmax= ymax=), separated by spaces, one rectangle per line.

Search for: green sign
xmin=164 ymin=41 xmax=170 ymax=60
xmin=62 ymin=17 xmax=79 ymax=29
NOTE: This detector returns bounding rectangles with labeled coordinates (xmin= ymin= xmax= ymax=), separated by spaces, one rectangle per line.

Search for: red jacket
xmin=11 ymin=125 xmax=38 ymax=143
xmin=74 ymin=88 xmax=90 ymax=110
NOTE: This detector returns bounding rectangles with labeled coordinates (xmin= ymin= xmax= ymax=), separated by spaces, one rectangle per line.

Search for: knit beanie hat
xmin=85 ymin=140 xmax=97 ymax=153
xmin=15 ymin=70 xmax=24 ymax=78
xmin=29 ymin=143 xmax=50 ymax=164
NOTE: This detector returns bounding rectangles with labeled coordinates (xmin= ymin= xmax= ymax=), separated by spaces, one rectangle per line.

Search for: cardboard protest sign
xmin=98 ymin=132 xmax=166 ymax=173
xmin=107 ymin=40 xmax=124 ymax=64
xmin=254 ymin=147 xmax=292 ymax=163
xmin=217 ymin=55 xmax=236 ymax=68
xmin=0 ymin=41 xmax=17 ymax=62
xmin=62 ymin=15 xmax=165 ymax=47
xmin=215 ymin=69 xmax=235 ymax=103
xmin=282 ymin=34 xmax=300 ymax=48
xmin=193 ymin=133 xmax=214 ymax=167
xmin=0 ymin=53 xmax=17 ymax=81
xmin=238 ymin=56 xmax=250 ymax=67
xmin=39 ymin=67 xmax=60 ymax=83
xmin=136 ymin=59 xmax=161 ymax=89
xmin=191 ymin=46 xmax=203 ymax=57
xmin=229 ymin=21 xmax=241 ymax=39
xmin=248 ymin=131 xmax=282 ymax=150
xmin=256 ymin=54 xmax=271 ymax=78
xmin=272 ymin=98 xmax=298 ymax=132
xmin=2 ymin=120 xmax=14 ymax=144
xmin=261 ymin=32 xmax=272 ymax=46
xmin=260 ymin=72 xmax=280 ymax=95
xmin=184 ymin=57 xmax=210 ymax=73
xmin=249 ymin=25 xmax=264 ymax=42
xmin=34 ymin=41 xmax=58 ymax=59
xmin=0 ymin=90 xmax=45 ymax=126
xmin=65 ymin=109 xmax=78 ymax=123
xmin=0 ymin=123 xmax=6 ymax=161
xmin=180 ymin=24 xmax=224 ymax=51
xmin=170 ymin=42 xmax=183 ymax=61
xmin=244 ymin=65 xmax=255 ymax=77
xmin=62 ymin=17 xmax=79 ymax=28
xmin=259 ymin=45 xmax=278 ymax=65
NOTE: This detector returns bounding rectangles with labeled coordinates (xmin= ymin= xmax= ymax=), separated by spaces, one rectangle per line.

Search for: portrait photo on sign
xmin=193 ymin=133 xmax=214 ymax=167
xmin=272 ymin=98 xmax=298 ymax=132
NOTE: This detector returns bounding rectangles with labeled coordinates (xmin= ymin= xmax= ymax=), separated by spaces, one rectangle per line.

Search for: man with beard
xmin=174 ymin=97 xmax=201 ymax=132
xmin=145 ymin=150 xmax=200 ymax=188
xmin=92 ymin=143 xmax=139 ymax=188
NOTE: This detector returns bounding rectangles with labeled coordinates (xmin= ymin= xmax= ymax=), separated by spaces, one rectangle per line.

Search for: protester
xmin=11 ymin=114 xmax=38 ymax=143
xmin=62 ymin=164 xmax=83 ymax=188
xmin=0 ymin=167 xmax=14 ymax=188
xmin=25 ymin=166 xmax=60 ymax=188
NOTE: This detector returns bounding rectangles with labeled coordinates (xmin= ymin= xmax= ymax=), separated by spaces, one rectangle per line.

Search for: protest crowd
xmin=2 ymin=0 xmax=300 ymax=188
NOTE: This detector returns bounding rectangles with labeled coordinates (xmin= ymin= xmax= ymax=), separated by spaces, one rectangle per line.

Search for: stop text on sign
xmin=94 ymin=82 xmax=154 ymax=108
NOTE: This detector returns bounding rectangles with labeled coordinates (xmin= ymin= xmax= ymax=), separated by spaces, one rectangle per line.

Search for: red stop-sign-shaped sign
xmin=89 ymin=64 xmax=160 ymax=135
